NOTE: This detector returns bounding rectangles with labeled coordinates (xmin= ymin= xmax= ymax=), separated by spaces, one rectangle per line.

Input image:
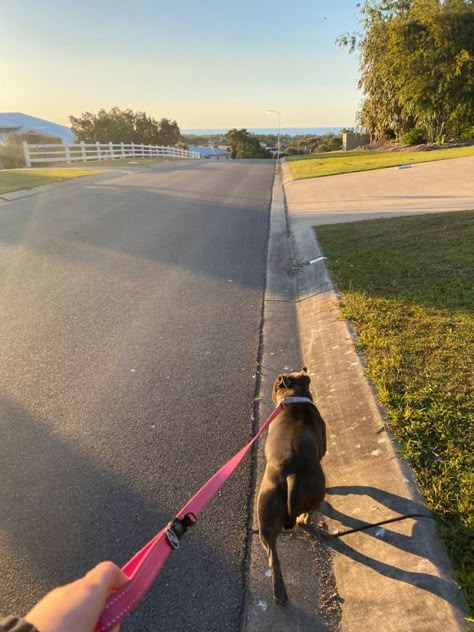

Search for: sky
xmin=1 ymin=0 xmax=362 ymax=129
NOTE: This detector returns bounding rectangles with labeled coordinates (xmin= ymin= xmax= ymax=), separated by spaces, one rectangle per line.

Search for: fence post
xmin=109 ymin=141 xmax=114 ymax=160
xmin=96 ymin=141 xmax=101 ymax=161
xmin=22 ymin=141 xmax=32 ymax=168
xmin=140 ymin=143 xmax=144 ymax=158
xmin=65 ymin=144 xmax=71 ymax=164
xmin=131 ymin=142 xmax=135 ymax=157
xmin=121 ymin=142 xmax=125 ymax=159
xmin=80 ymin=141 xmax=87 ymax=162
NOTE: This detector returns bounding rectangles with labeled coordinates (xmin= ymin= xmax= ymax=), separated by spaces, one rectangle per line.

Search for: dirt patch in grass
xmin=316 ymin=211 xmax=474 ymax=616
xmin=0 ymin=168 xmax=106 ymax=195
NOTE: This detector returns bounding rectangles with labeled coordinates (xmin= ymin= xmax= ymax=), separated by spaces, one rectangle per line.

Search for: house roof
xmin=188 ymin=144 xmax=230 ymax=157
xmin=0 ymin=112 xmax=74 ymax=143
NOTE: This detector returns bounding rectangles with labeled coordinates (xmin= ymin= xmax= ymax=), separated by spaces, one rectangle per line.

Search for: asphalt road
xmin=0 ymin=160 xmax=275 ymax=631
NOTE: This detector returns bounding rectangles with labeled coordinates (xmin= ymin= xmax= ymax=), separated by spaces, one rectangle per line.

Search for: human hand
xmin=24 ymin=561 xmax=128 ymax=632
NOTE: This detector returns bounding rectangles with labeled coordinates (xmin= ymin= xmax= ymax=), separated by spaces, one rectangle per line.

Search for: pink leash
xmin=95 ymin=397 xmax=313 ymax=631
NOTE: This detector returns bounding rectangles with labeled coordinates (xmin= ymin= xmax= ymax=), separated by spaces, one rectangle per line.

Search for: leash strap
xmin=96 ymin=399 xmax=310 ymax=631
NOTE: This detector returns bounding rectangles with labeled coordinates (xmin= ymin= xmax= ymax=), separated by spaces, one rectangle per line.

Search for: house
xmin=188 ymin=144 xmax=230 ymax=160
xmin=0 ymin=112 xmax=74 ymax=144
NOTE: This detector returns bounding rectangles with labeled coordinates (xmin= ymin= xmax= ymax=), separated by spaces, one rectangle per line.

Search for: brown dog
xmin=257 ymin=368 xmax=327 ymax=605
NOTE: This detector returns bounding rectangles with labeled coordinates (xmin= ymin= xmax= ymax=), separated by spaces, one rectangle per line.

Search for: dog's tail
xmin=284 ymin=474 xmax=298 ymax=529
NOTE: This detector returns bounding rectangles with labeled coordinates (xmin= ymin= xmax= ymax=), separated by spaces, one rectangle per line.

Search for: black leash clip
xmin=165 ymin=512 xmax=197 ymax=550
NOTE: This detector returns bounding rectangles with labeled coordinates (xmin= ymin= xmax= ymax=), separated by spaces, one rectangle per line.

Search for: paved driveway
xmin=284 ymin=155 xmax=474 ymax=228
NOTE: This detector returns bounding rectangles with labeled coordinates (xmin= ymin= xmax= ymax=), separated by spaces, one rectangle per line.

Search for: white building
xmin=188 ymin=144 xmax=230 ymax=160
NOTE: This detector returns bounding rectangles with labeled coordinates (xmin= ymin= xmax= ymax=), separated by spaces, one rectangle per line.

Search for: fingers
xmin=24 ymin=562 xmax=129 ymax=632
xmin=86 ymin=561 xmax=129 ymax=594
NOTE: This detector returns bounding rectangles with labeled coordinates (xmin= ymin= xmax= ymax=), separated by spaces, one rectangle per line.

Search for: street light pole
xmin=266 ymin=109 xmax=281 ymax=159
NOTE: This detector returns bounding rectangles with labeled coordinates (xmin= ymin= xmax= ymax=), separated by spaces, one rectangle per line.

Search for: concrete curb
xmin=287 ymin=196 xmax=468 ymax=628
xmin=242 ymin=164 xmax=341 ymax=632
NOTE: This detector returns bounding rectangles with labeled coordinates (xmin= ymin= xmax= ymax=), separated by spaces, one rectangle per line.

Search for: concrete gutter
xmin=242 ymin=164 xmax=341 ymax=632
xmin=242 ymin=162 xmax=468 ymax=632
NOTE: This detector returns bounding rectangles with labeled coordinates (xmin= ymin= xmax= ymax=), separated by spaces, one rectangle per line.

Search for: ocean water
xmin=182 ymin=127 xmax=349 ymax=136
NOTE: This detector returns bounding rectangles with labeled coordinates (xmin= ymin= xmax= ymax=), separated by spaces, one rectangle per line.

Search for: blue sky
xmin=1 ymin=0 xmax=362 ymax=129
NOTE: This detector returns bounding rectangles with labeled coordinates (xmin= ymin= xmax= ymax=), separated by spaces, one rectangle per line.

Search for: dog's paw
xmin=296 ymin=512 xmax=311 ymax=526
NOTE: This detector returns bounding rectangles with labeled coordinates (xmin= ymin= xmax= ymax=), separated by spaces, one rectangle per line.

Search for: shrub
xmin=312 ymin=135 xmax=343 ymax=153
xmin=403 ymin=127 xmax=428 ymax=145
xmin=0 ymin=132 xmax=61 ymax=169
xmin=0 ymin=136 xmax=26 ymax=168
xmin=461 ymin=125 xmax=474 ymax=141
xmin=285 ymin=146 xmax=303 ymax=155
xmin=315 ymin=142 xmax=331 ymax=152
xmin=327 ymin=136 xmax=343 ymax=151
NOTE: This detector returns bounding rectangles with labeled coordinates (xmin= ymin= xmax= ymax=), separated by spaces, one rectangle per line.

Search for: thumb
xmin=86 ymin=561 xmax=129 ymax=595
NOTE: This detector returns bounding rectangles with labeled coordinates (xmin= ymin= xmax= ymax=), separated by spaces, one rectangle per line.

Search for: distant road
xmin=0 ymin=160 xmax=274 ymax=631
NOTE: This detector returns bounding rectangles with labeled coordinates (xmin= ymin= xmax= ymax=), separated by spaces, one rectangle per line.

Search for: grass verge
xmin=0 ymin=168 xmax=106 ymax=195
xmin=316 ymin=211 xmax=474 ymax=615
xmin=36 ymin=157 xmax=179 ymax=168
xmin=286 ymin=145 xmax=474 ymax=180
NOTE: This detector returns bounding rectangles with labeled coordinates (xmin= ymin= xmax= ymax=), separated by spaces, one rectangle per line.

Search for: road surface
xmin=0 ymin=160 xmax=274 ymax=631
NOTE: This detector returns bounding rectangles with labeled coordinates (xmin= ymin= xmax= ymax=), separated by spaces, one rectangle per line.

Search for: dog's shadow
xmin=301 ymin=485 xmax=464 ymax=610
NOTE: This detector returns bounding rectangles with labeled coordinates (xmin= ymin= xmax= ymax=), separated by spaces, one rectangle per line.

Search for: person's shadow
xmin=303 ymin=486 xmax=466 ymax=610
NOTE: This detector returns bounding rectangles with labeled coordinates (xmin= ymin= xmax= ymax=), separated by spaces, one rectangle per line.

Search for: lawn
xmin=316 ymin=211 xmax=474 ymax=615
xmin=39 ymin=157 xmax=178 ymax=168
xmin=0 ymin=168 xmax=106 ymax=195
xmin=286 ymin=145 xmax=474 ymax=180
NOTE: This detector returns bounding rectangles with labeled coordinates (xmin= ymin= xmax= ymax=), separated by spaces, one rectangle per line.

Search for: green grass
xmin=0 ymin=168 xmax=106 ymax=195
xmin=286 ymin=145 xmax=474 ymax=180
xmin=316 ymin=211 xmax=474 ymax=615
xmin=39 ymin=157 xmax=177 ymax=168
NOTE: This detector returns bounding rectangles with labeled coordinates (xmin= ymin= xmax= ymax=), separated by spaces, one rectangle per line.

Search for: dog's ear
xmin=299 ymin=372 xmax=311 ymax=388
xmin=277 ymin=374 xmax=291 ymax=389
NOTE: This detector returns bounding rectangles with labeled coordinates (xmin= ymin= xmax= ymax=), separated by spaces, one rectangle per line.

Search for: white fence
xmin=22 ymin=141 xmax=201 ymax=167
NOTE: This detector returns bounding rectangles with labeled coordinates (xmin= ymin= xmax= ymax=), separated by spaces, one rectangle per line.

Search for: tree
xmin=69 ymin=107 xmax=181 ymax=145
xmin=224 ymin=129 xmax=271 ymax=159
xmin=284 ymin=134 xmax=343 ymax=155
xmin=338 ymin=0 xmax=474 ymax=142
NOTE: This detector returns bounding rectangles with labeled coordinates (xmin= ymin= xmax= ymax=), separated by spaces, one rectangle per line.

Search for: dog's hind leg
xmin=259 ymin=528 xmax=288 ymax=605
xmin=296 ymin=467 xmax=326 ymax=528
